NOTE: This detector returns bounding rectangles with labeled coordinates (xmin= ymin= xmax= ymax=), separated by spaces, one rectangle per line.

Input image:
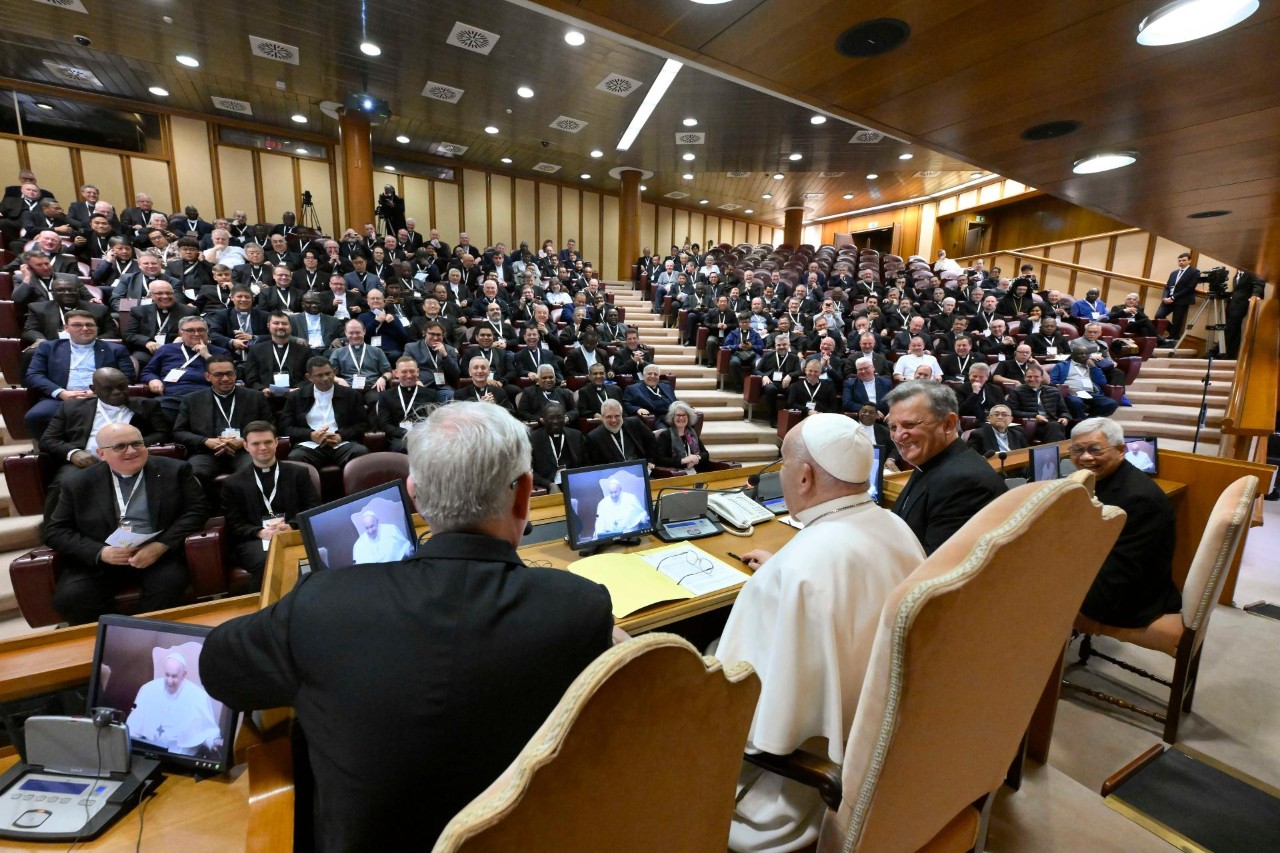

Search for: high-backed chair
xmin=746 ymin=476 xmax=1123 ymax=852
xmin=1069 ymin=474 xmax=1259 ymax=742
xmin=342 ymin=451 xmax=410 ymax=496
xmin=432 ymin=633 xmax=760 ymax=853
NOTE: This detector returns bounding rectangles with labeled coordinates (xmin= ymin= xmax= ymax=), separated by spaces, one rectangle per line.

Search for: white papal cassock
xmin=128 ymin=678 xmax=222 ymax=755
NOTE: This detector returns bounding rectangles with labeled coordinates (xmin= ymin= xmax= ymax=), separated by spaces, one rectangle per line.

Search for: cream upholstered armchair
xmin=1070 ymin=474 xmax=1259 ymax=743
xmin=748 ymin=476 xmax=1123 ymax=852
xmin=431 ymin=633 xmax=760 ymax=853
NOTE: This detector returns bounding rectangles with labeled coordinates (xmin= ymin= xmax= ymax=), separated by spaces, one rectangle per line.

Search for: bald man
xmin=44 ymin=422 xmax=207 ymax=624
xmin=716 ymin=415 xmax=926 ymax=853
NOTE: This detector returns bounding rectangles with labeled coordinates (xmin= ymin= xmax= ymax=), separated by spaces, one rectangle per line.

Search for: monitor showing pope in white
xmin=127 ymin=652 xmax=223 ymax=756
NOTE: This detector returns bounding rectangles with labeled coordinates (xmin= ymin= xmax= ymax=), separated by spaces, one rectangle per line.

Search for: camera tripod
xmin=1175 ymin=290 xmax=1229 ymax=356
xmin=300 ymin=199 xmax=321 ymax=231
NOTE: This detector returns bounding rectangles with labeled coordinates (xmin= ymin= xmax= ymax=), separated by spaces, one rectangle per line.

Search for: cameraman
xmin=376 ymin=184 xmax=406 ymax=236
xmin=1225 ymin=269 xmax=1267 ymax=359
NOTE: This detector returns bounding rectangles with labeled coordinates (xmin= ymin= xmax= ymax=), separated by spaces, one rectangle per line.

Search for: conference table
xmin=1 ymin=442 xmax=1266 ymax=850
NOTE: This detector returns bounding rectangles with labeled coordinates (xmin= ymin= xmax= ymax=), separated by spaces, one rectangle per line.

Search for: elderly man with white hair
xmin=127 ymin=652 xmax=223 ymax=756
xmin=592 ymin=476 xmax=650 ymax=538
xmin=716 ymin=414 xmax=926 ymax=853
xmin=351 ymin=509 xmax=413 ymax=564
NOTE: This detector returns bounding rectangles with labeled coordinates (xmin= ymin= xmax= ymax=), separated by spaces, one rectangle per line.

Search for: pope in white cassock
xmin=715 ymin=415 xmax=926 ymax=852
xmin=592 ymin=477 xmax=649 ymax=539
xmin=128 ymin=653 xmax=223 ymax=756
xmin=351 ymin=511 xmax=414 ymax=564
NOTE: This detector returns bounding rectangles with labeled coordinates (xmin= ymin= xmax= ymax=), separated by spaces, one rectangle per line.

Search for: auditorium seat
xmin=342 ymin=451 xmax=409 ymax=495
xmin=4 ymin=443 xmax=185 ymax=516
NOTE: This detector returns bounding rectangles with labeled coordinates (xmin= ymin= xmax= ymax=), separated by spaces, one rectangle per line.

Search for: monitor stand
xmin=577 ymin=536 xmax=641 ymax=558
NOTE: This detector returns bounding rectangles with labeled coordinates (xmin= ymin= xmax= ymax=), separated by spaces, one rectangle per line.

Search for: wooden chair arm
xmin=744 ymin=748 xmax=843 ymax=811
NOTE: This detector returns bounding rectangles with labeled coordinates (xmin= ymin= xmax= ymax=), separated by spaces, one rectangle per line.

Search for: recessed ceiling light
xmin=682 ymin=152 xmax=696 ymax=161
xmin=296 ymin=148 xmax=308 ymax=155
xmin=1137 ymin=0 xmax=1259 ymax=46
xmin=564 ymin=30 xmax=585 ymax=46
xmin=590 ymin=150 xmax=603 ymax=158
xmin=360 ymin=41 xmax=381 ymax=56
xmin=744 ymin=208 xmax=754 ymax=214
xmin=682 ymin=118 xmax=698 ymax=127
xmin=682 ymin=173 xmax=694 ymax=180
xmin=639 ymin=185 xmax=647 ymax=191
xmin=898 ymin=153 xmax=913 ymax=160
xmin=175 ymin=54 xmax=199 ymax=68
xmin=699 ymin=199 xmax=709 ymax=204
xmin=762 ymin=193 xmax=773 ymax=199
xmin=291 ymin=114 xmax=308 ymax=123
xmin=788 ymin=153 xmax=803 ymax=161
xmin=580 ymin=173 xmax=591 ymax=179
xmin=843 ymin=193 xmax=854 ymax=199
xmin=500 ymin=157 xmax=513 ymax=164
xmin=484 ymin=126 xmax=499 ymax=134
xmin=1073 ymin=151 xmax=1139 ymax=174
xmin=517 ymin=86 xmax=535 ymax=98
xmin=810 ymin=115 xmax=827 ymax=125
xmin=866 ymin=173 xmax=878 ymax=179
xmin=148 ymin=86 xmax=169 ymax=97
xmin=690 ymin=0 xmax=735 ymax=5
xmin=772 ymin=173 xmax=784 ymax=180
xmin=396 ymin=134 xmax=410 ymax=143
xmin=384 ymin=165 xmax=396 ymax=171
xmin=970 ymin=171 xmax=983 ymax=178
xmin=35 ymin=102 xmax=53 ymax=110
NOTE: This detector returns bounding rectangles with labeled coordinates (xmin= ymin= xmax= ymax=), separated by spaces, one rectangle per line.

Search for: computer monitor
xmin=561 ymin=460 xmax=654 ymax=551
xmin=86 ymin=616 xmax=238 ymax=775
xmin=1123 ymin=435 xmax=1159 ymax=475
xmin=1029 ymin=444 xmax=1061 ymax=482
xmin=298 ymin=481 xmax=418 ymax=572
xmin=868 ymin=446 xmax=887 ymax=506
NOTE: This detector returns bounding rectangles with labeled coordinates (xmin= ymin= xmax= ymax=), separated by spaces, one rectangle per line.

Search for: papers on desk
xmin=568 ymin=543 xmax=749 ymax=618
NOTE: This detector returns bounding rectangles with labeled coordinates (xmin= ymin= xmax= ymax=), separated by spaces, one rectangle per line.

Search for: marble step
xmin=1129 ymin=378 xmax=1229 ymax=397
xmin=1155 ymin=437 xmax=1220 ymax=454
xmin=1111 ymin=418 xmax=1221 ymax=444
xmin=1123 ymin=404 xmax=1223 ymax=427
xmin=1125 ymin=390 xmax=1228 ymax=408
xmin=1136 ymin=365 xmax=1236 ymax=381
xmin=661 ymin=363 xmax=716 ymax=377
xmin=0 ymin=548 xmax=25 ymax=619
xmin=700 ymin=407 xmax=748 ymax=422
xmin=700 ymin=421 xmax=779 ymax=442
xmin=703 ymin=442 xmax=780 ymax=462
xmin=650 ymin=345 xmax=699 ymax=358
xmin=671 ymin=377 xmax=717 ymax=390
xmin=675 ymin=389 xmax=747 ymax=408
xmin=0 ymin=515 xmax=42 ymax=553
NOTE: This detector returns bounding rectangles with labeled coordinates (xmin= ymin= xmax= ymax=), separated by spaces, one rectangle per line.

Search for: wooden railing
xmin=1220 ymin=295 xmax=1279 ymax=461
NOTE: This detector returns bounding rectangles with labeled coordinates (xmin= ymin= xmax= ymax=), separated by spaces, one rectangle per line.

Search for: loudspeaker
xmin=25 ymin=716 xmax=131 ymax=776
xmin=655 ymin=489 xmax=709 ymax=525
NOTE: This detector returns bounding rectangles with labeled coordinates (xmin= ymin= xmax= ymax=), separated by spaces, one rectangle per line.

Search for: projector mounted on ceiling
xmin=342 ymin=92 xmax=392 ymax=126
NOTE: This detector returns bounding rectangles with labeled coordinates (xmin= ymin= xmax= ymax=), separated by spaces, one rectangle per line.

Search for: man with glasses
xmin=25 ymin=309 xmax=135 ymax=442
xmin=965 ymin=404 xmax=1027 ymax=455
xmin=1008 ymin=364 xmax=1071 ymax=443
xmin=1068 ymin=418 xmax=1180 ymax=628
xmin=141 ymin=316 xmax=231 ymax=419
xmin=885 ymin=381 xmax=1007 ymax=555
xmin=172 ymin=354 xmax=272 ymax=494
xmin=123 ymin=279 xmax=198 ymax=370
xmin=44 ymin=421 xmax=207 ymax=625
xmin=402 ymin=320 xmax=459 ymax=404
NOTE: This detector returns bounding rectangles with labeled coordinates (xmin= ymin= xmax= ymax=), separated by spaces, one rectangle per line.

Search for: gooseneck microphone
xmin=983 ymin=449 xmax=1009 ymax=478
xmin=747 ymin=456 xmax=785 ymax=490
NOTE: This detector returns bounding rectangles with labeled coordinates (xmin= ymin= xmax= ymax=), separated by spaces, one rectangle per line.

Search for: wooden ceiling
xmin=533 ymin=0 xmax=1280 ymax=278
xmin=0 ymin=0 xmax=982 ymax=228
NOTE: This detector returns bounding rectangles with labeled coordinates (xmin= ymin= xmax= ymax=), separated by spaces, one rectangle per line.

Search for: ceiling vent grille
xmin=726 ymin=171 xmax=751 ymax=178
xmin=212 ymin=96 xmax=253 ymax=115
xmin=249 ymin=36 xmax=300 ymax=64
xmin=421 ymin=82 xmax=464 ymax=103
xmin=802 ymin=192 xmax=824 ymax=200
xmin=819 ymin=171 xmax=845 ymax=178
xmin=915 ymin=170 xmax=941 ymax=177
xmin=848 ymin=129 xmax=885 ymax=144
xmin=41 ymin=60 xmax=100 ymax=87
xmin=664 ymin=191 xmax=689 ymax=199
xmin=596 ymin=73 xmax=642 ymax=96
xmin=32 ymin=0 xmax=88 ymax=13
xmin=549 ymin=116 xmax=588 ymax=133
xmin=532 ymin=162 xmax=561 ymax=173
xmin=446 ymin=22 xmax=500 ymax=55
xmin=675 ymin=132 xmax=705 ymax=144
xmin=718 ymin=203 xmax=741 ymax=210
xmin=435 ymin=142 xmax=469 ymax=156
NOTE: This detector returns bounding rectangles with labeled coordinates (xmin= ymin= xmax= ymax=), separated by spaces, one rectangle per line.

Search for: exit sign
xmin=974 ymin=215 xmax=986 ymax=223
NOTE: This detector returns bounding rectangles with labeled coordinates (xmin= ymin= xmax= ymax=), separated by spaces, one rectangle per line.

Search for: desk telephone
xmin=707 ymin=491 xmax=775 ymax=529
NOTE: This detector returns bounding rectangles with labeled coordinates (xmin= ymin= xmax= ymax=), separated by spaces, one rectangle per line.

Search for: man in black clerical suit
xmin=279 ymin=358 xmax=370 ymax=468
xmin=965 ymin=404 xmax=1028 ymax=455
xmin=511 ymin=326 xmax=565 ymax=384
xmin=232 ymin=243 xmax=272 ymax=290
xmin=585 ymin=399 xmax=656 ymax=466
xmin=245 ymin=312 xmax=311 ymax=396
xmin=122 ymin=280 xmax=197 ymax=370
xmin=460 ymin=326 xmax=520 ymax=400
xmin=886 ymin=381 xmax=1006 ymax=555
xmin=207 ymin=286 xmax=271 ymax=371
xmin=202 ymin=402 xmax=612 ymax=850
xmin=257 ymin=265 xmax=305 ymax=314
xmin=401 ymin=320 xmax=459 ymax=404
xmin=754 ymin=333 xmax=803 ymax=427
xmin=165 ymin=238 xmax=214 ymax=298
xmin=575 ymin=363 xmax=623 ymax=422
xmin=377 ymin=357 xmax=433 ymax=452
xmin=220 ymin=421 xmax=320 ymax=585
xmin=44 ymin=422 xmax=208 ymax=625
xmin=1069 ymin=418 xmax=1180 ymax=628
xmin=264 ymin=233 xmax=301 ymax=271
xmin=22 ymin=279 xmax=115 ymax=348
xmin=563 ymin=329 xmax=612 ymax=378
xmin=530 ymin=402 xmax=585 ymax=492
xmin=10 ymin=251 xmax=86 ymax=313
xmin=454 ymin=354 xmax=516 ymax=414
xmin=516 ymin=365 xmax=577 ymax=424
xmin=172 ymin=355 xmax=272 ymax=492
xmin=39 ymin=367 xmax=168 ymax=517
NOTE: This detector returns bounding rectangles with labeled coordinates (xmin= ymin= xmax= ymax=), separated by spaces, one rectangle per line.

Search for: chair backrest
xmin=432 ymin=633 xmax=760 ymax=853
xmin=821 ymin=478 xmax=1124 ymax=852
xmin=1180 ymin=476 xmax=1258 ymax=640
xmin=341 ymin=451 xmax=410 ymax=496
xmin=281 ymin=460 xmax=321 ymax=498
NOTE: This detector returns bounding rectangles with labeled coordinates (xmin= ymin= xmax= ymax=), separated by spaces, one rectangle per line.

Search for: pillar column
xmin=618 ymin=169 xmax=642 ymax=284
xmin=783 ymin=206 xmax=805 ymax=248
xmin=339 ymin=110 xmax=374 ymax=233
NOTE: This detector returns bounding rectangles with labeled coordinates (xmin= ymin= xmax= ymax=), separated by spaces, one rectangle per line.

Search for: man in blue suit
xmin=24 ymin=309 xmax=134 ymax=441
xmin=1154 ymin=252 xmax=1198 ymax=340
xmin=622 ymin=363 xmax=676 ymax=420
xmin=843 ymin=356 xmax=893 ymax=416
xmin=1049 ymin=342 xmax=1118 ymax=419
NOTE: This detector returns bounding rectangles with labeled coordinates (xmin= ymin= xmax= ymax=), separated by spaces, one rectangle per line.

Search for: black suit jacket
xmin=290 ymin=312 xmax=345 ymax=351
xmin=251 ymin=285 xmax=301 ymax=316
xmin=1164 ymin=267 xmax=1199 ymax=305
xmin=44 ymin=456 xmax=208 ymax=568
xmin=202 ymin=532 xmax=612 ymax=851
xmin=453 ymin=383 xmax=515 ymax=413
xmin=123 ymin=304 xmax=198 ymax=353
xmin=563 ymin=347 xmax=610 ymax=378
xmin=530 ymin=427 xmax=586 ymax=488
xmin=965 ymin=424 xmax=1028 ymax=455
xmin=585 ymin=417 xmax=656 ymax=465
xmin=166 ymin=258 xmax=215 ymax=295
xmin=22 ymin=300 xmax=116 ymax=346
xmin=956 ymin=382 xmax=1006 ymax=422
xmin=220 ymin=462 xmax=320 ymax=546
xmin=516 ymin=386 xmax=577 ymax=424
xmin=575 ymin=384 xmax=622 ymax=420
xmin=244 ymin=340 xmax=311 ymax=391
xmin=1008 ymin=384 xmax=1070 ymax=421
xmin=890 ymin=438 xmax=1007 ymax=555
xmin=207 ymin=306 xmax=271 ymax=353
xmin=376 ymin=384 xmax=434 ymax=439
xmin=39 ymin=397 xmax=169 ymax=463
xmin=279 ymin=383 xmax=370 ymax=445
xmin=172 ymin=387 xmax=273 ymax=455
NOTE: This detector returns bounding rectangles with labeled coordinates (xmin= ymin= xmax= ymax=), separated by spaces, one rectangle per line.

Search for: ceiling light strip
xmin=806 ymin=175 xmax=1002 ymax=224
xmin=616 ymin=58 xmax=682 ymax=151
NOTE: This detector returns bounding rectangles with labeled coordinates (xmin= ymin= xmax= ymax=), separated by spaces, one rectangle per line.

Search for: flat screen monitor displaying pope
xmin=297 ymin=481 xmax=419 ymax=572
xmin=86 ymin=615 xmax=239 ymax=775
xmin=561 ymin=460 xmax=654 ymax=550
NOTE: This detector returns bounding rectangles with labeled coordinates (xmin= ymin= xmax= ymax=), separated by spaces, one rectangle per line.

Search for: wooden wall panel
xmin=672 ymin=209 xmax=690 ymax=249
xmin=956 ymin=189 xmax=979 ymax=210
xmin=560 ymin=190 xmax=580 ymax=253
xmin=401 ymin=176 xmax=430 ymax=229
xmin=0 ymin=139 xmax=20 ymax=189
xmin=1044 ymin=243 xmax=1074 ymax=291
xmin=640 ymin=202 xmax=657 ymax=254
xmin=1112 ymin=232 xmax=1156 ymax=312
xmin=602 ymin=194 xmax=620 ymax=278
xmin=657 ymin=206 xmax=673 ymax=251
xmin=978 ymin=182 xmax=1003 ymax=205
xmin=687 ymin=212 xmax=704 ymax=249
xmin=78 ymin=151 xmax=128 ymax=212
xmin=515 ymin=179 xmax=537 ymax=249
xmin=580 ymin=190 xmax=599 ymax=265
xmin=1075 ymin=237 xmax=1110 ymax=300
xmin=490 ymin=175 xmax=513 ymax=248
xmin=217 ymin=147 xmax=255 ymax=222
xmin=260 ymin=153 xmax=297 ymax=227
xmin=1151 ymin=237 xmax=1188 ymax=279
xmin=129 ymin=157 xmax=172 ymax=213
xmin=985 ymin=196 xmax=1128 ymax=251
xmin=433 ymin=181 xmax=460 ymax=248
xmin=917 ymin=202 xmax=937 ymax=259
xmin=462 ymin=169 xmax=489 ymax=247
xmin=299 ymin=159 xmax=334 ymax=236
xmin=705 ymin=215 xmax=720 ymax=246
xmin=25 ymin=143 xmax=75 ymax=206
xmin=538 ymin=182 xmax=559 ymax=248
xmin=170 ymin=116 xmax=216 ymax=216
xmin=937 ymin=196 xmax=957 ymax=216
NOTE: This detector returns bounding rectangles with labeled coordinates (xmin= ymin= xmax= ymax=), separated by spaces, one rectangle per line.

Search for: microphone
xmin=747 ymin=456 xmax=785 ymax=489
xmin=984 ymin=449 xmax=1008 ymax=478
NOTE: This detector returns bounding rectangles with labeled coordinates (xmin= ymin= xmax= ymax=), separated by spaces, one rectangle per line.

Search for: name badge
xmin=553 ymin=469 xmax=562 ymax=486
xmin=140 ymin=297 xmax=153 ymax=306
xmin=58 ymin=330 xmax=70 ymax=339
xmin=184 ymin=288 xmax=197 ymax=302
xmin=273 ymin=372 xmax=290 ymax=387
xmin=998 ymin=353 xmax=1006 ymax=361
xmin=261 ymin=514 xmax=285 ymax=551
xmin=118 ymin=521 xmax=132 ymax=533
xmin=805 ymin=401 xmax=817 ymax=411
xmin=154 ymin=332 xmax=167 ymax=343
xmin=250 ymin=284 xmax=261 ymax=296
xmin=1046 ymin=346 xmax=1057 ymax=356
xmin=983 ymin=328 xmax=991 ymax=337
xmin=370 ymin=335 xmax=382 ymax=347
xmin=163 ymin=368 xmax=185 ymax=383
xmin=1077 ymin=390 xmax=1093 ymax=400
xmin=432 ymin=371 xmax=446 ymax=386
xmin=351 ymin=375 xmax=366 ymax=389
xmin=221 ymin=428 xmax=241 ymax=439
xmin=308 ymin=333 xmax=323 ymax=347
xmin=772 ymin=371 xmax=783 ymax=382
xmin=1091 ymin=312 xmax=1100 ymax=320
xmin=399 ymin=317 xmax=411 ymax=327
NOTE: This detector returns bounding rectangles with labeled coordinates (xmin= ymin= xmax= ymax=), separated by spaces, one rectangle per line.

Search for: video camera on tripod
xmin=1198 ymin=265 xmax=1230 ymax=298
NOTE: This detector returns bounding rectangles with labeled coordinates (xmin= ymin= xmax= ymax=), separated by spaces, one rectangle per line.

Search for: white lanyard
xmin=803 ymin=381 xmax=820 ymax=402
xmin=69 ymin=345 xmax=95 ymax=371
xmin=113 ymin=473 xmax=142 ymax=523
xmin=155 ymin=311 xmax=171 ymax=336
xmin=213 ymin=392 xmax=236 ymax=427
xmin=237 ymin=312 xmax=251 ymax=333
xmin=350 ymin=345 xmax=367 ymax=374
xmin=183 ymin=263 xmax=198 ymax=278
xmin=177 ymin=345 xmax=201 ymax=371
xmin=273 ymin=344 xmax=290 ymax=372
xmin=647 ymin=383 xmax=663 ymax=398
xmin=422 ymin=348 xmax=439 ymax=370
xmin=304 ymin=272 xmax=318 ymax=288
xmin=611 ymin=430 xmax=626 ymax=458
xmin=549 ymin=433 xmax=564 ymax=467
xmin=398 ymin=385 xmax=419 ymax=415
xmin=531 ymin=348 xmax=541 ymax=367
xmin=256 ymin=465 xmax=279 ymax=514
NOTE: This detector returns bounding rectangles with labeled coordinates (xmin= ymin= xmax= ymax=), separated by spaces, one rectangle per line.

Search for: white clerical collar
xmin=793 ymin=493 xmax=875 ymax=525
